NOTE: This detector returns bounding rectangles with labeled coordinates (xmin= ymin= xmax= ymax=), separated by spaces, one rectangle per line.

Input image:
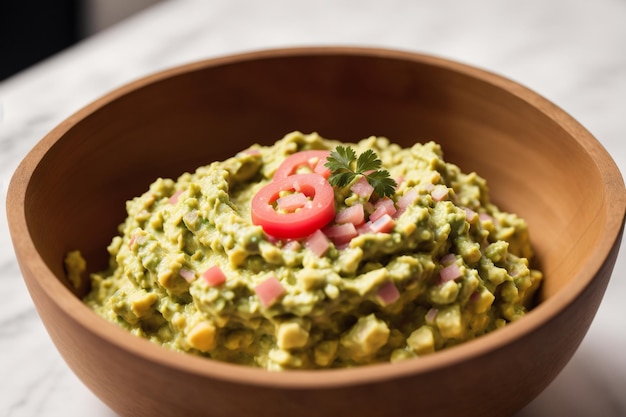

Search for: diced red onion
xmin=130 ymin=233 xmax=147 ymax=248
xmin=323 ymin=222 xmax=358 ymax=245
xmin=377 ymin=197 xmax=397 ymax=213
xmin=370 ymin=213 xmax=395 ymax=233
xmin=395 ymin=188 xmax=418 ymax=214
xmin=291 ymin=177 xmax=304 ymax=193
xmin=179 ymin=268 xmax=196 ymax=283
xmin=370 ymin=197 xmax=397 ymax=221
xmin=440 ymin=253 xmax=456 ymax=266
xmin=282 ymin=240 xmax=301 ymax=252
xmin=377 ymin=281 xmax=400 ymax=306
xmin=369 ymin=205 xmax=386 ymax=222
xmin=313 ymin=158 xmax=331 ymax=179
xmin=431 ymin=184 xmax=449 ymax=201
xmin=425 ymin=308 xmax=438 ymax=324
xmin=357 ymin=221 xmax=373 ymax=235
xmin=304 ymin=229 xmax=330 ymax=257
xmin=439 ymin=263 xmax=462 ymax=283
xmin=168 ymin=190 xmax=184 ymax=204
xmin=335 ymin=204 xmax=365 ymax=226
xmin=276 ymin=192 xmax=308 ymax=211
xmin=463 ymin=207 xmax=478 ymax=222
xmin=479 ymin=213 xmax=494 ymax=223
xmin=183 ymin=210 xmax=198 ymax=225
xmin=422 ymin=183 xmax=435 ymax=192
xmin=254 ymin=276 xmax=286 ymax=307
xmin=334 ymin=242 xmax=352 ymax=251
xmin=350 ymin=176 xmax=374 ymax=199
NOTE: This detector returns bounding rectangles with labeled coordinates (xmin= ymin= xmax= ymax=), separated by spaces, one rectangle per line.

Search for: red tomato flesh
xmin=202 ymin=266 xmax=227 ymax=286
xmin=251 ymin=173 xmax=335 ymax=239
xmin=273 ymin=150 xmax=331 ymax=179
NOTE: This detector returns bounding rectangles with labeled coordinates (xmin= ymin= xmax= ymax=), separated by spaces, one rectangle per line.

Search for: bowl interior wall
xmin=25 ymin=53 xmax=605 ymax=301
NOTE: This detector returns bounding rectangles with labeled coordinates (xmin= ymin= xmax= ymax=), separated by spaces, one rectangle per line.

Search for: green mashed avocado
xmin=78 ymin=131 xmax=542 ymax=370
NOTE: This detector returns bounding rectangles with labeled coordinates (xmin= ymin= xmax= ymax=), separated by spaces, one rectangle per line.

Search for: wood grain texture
xmin=7 ymin=47 xmax=626 ymax=417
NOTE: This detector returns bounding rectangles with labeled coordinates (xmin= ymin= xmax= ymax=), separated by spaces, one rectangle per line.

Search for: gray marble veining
xmin=1 ymin=0 xmax=624 ymax=416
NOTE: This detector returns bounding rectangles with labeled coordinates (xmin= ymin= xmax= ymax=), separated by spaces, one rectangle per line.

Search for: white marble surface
xmin=1 ymin=0 xmax=625 ymax=415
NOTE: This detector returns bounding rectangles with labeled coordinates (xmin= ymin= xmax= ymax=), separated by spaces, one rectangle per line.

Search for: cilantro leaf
xmin=355 ymin=149 xmax=382 ymax=173
xmin=325 ymin=146 xmax=355 ymax=174
xmin=325 ymin=145 xmax=397 ymax=198
xmin=366 ymin=169 xmax=397 ymax=198
xmin=328 ymin=171 xmax=354 ymax=188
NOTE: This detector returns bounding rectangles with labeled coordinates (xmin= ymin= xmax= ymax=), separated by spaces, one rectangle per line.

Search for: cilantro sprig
xmin=325 ymin=146 xmax=397 ymax=198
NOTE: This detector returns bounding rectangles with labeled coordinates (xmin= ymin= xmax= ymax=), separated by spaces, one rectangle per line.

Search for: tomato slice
xmin=273 ymin=150 xmax=331 ymax=180
xmin=251 ymin=173 xmax=335 ymax=239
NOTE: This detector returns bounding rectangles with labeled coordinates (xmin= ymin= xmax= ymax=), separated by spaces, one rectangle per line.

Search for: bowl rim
xmin=7 ymin=45 xmax=626 ymax=389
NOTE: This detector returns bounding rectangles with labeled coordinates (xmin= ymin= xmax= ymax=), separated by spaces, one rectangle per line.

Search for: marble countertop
xmin=1 ymin=0 xmax=624 ymax=415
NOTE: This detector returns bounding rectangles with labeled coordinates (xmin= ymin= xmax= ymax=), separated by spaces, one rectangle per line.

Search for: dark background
xmin=0 ymin=1 xmax=84 ymax=81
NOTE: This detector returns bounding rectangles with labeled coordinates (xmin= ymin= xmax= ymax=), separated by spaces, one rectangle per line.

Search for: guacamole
xmin=80 ymin=131 xmax=542 ymax=370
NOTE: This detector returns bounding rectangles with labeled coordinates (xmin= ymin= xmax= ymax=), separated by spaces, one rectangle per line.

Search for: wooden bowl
xmin=7 ymin=47 xmax=625 ymax=417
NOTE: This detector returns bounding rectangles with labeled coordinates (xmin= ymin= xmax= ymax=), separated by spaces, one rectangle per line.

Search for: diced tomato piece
xmin=350 ymin=176 xmax=374 ymax=199
xmin=376 ymin=281 xmax=400 ymax=306
xmin=276 ymin=192 xmax=308 ymax=211
xmin=335 ymin=204 xmax=365 ymax=226
xmin=370 ymin=213 xmax=395 ymax=233
xmin=251 ymin=173 xmax=335 ymax=239
xmin=304 ymin=229 xmax=331 ymax=257
xmin=323 ymin=222 xmax=358 ymax=245
xmin=254 ymin=276 xmax=286 ymax=307
xmin=202 ymin=266 xmax=227 ymax=286
xmin=273 ymin=150 xmax=331 ymax=179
